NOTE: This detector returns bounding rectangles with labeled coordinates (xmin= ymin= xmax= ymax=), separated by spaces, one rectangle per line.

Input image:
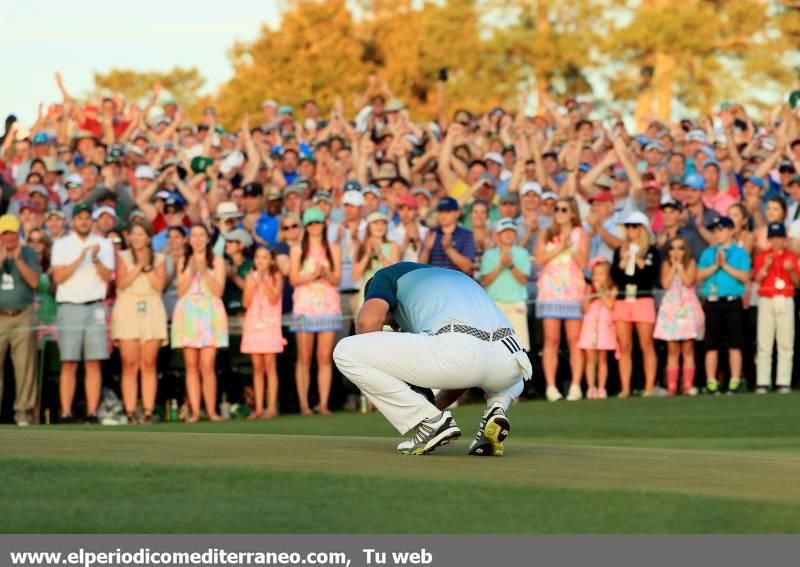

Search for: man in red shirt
xmin=753 ymin=222 xmax=800 ymax=394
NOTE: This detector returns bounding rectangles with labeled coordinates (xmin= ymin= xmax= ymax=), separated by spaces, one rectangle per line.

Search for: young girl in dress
xmin=654 ymin=236 xmax=705 ymax=395
xmin=242 ymin=246 xmax=287 ymax=419
xmin=578 ymin=257 xmax=617 ymax=399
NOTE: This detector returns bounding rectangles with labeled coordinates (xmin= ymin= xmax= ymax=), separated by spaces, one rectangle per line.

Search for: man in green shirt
xmin=0 ymin=215 xmax=42 ymax=426
xmin=480 ymin=218 xmax=532 ymax=350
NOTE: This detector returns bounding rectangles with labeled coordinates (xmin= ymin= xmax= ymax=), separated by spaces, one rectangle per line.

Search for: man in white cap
xmin=334 ymin=262 xmax=532 ymax=456
xmin=92 ymin=206 xmax=117 ymax=238
xmin=329 ymin=189 xmax=367 ymax=335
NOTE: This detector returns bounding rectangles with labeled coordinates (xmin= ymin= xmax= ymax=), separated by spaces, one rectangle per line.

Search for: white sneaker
xmin=687 ymin=387 xmax=699 ymax=396
xmin=566 ymin=384 xmax=583 ymax=401
xmin=777 ymin=386 xmax=792 ymax=395
xmin=755 ymin=387 xmax=768 ymax=395
xmin=396 ymin=411 xmax=461 ymax=455
xmin=546 ymin=386 xmax=563 ymax=402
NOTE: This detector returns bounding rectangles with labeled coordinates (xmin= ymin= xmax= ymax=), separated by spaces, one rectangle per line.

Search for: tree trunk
xmin=634 ymin=62 xmax=654 ymax=132
xmin=534 ymin=0 xmax=550 ymax=113
xmin=653 ymin=51 xmax=675 ymax=123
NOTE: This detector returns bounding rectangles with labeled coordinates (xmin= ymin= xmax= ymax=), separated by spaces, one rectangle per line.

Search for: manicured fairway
xmin=2 ymin=394 xmax=799 ymax=532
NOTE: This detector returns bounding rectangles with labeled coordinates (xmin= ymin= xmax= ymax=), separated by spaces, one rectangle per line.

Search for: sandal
xmin=141 ymin=412 xmax=153 ymax=425
xmin=126 ymin=413 xmax=137 ymax=425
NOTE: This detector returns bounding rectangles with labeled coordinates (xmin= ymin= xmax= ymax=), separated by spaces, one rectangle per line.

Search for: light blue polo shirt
xmin=365 ymin=262 xmax=511 ymax=334
xmin=698 ymin=243 xmax=751 ymax=298
xmin=479 ymin=246 xmax=531 ymax=303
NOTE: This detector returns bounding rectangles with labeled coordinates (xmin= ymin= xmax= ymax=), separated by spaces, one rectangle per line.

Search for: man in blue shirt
xmin=697 ymin=216 xmax=751 ymax=393
xmin=333 ymin=263 xmax=532 ymax=456
xmin=241 ymin=182 xmax=279 ymax=246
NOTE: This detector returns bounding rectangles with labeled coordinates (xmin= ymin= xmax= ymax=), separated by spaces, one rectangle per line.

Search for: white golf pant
xmin=756 ymin=296 xmax=795 ymax=387
xmin=333 ymin=331 xmax=532 ymax=434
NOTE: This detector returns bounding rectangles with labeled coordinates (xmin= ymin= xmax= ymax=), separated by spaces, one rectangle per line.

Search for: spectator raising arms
xmin=535 ymin=197 xmax=588 ymax=401
xmin=172 ymin=224 xmax=228 ymax=423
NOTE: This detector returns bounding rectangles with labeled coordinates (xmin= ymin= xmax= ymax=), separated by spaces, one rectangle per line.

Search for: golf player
xmin=333 ymin=262 xmax=532 ymax=455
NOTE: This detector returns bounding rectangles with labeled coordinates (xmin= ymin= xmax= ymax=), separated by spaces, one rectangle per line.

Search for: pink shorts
xmin=613 ymin=297 xmax=656 ymax=324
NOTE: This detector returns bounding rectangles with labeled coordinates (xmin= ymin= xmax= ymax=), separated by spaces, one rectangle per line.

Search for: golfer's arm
xmin=356 ymin=298 xmax=390 ymax=334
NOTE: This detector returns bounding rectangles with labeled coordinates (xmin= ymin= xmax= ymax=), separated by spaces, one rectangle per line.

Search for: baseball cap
xmin=708 ymin=216 xmax=734 ymax=230
xmin=484 ymin=152 xmax=504 ymax=166
xmin=622 ymin=211 xmax=650 ymax=229
xmin=312 ymin=191 xmax=332 ymax=203
xmin=644 ymin=180 xmax=662 ymax=192
xmin=412 ymin=187 xmax=432 ymax=200
xmin=135 ymin=165 xmax=156 ymax=180
xmin=611 ymin=166 xmax=629 ymax=181
xmin=92 ymin=206 xmax=117 ymax=221
xmin=745 ymin=176 xmax=766 ymax=191
xmin=343 ymin=191 xmax=365 ymax=207
xmin=32 ymin=132 xmax=49 ymax=145
xmin=703 ymin=159 xmax=721 ymax=171
xmin=643 ymin=141 xmax=664 ymax=153
xmin=520 ymin=181 xmax=542 ymax=196
xmin=385 ymin=98 xmax=405 ymax=113
xmin=500 ymin=193 xmax=519 ymax=205
xmin=64 ymin=173 xmax=83 ymax=188
xmin=45 ymin=209 xmax=65 ymax=220
xmin=214 ymin=202 xmax=243 ymax=219
xmin=495 ymin=217 xmax=516 ymax=234
xmin=363 ymin=185 xmax=381 ymax=198
xmin=72 ymin=203 xmax=92 ymax=218
xmin=0 ymin=215 xmax=20 ymax=234
xmin=278 ymin=105 xmax=294 ymax=116
xmin=660 ymin=199 xmax=684 ymax=212
xmin=164 ymin=198 xmax=185 ymax=212
xmin=768 ymin=222 xmax=787 ymax=238
xmin=225 ymin=228 xmax=254 ymax=247
xmin=220 ymin=151 xmax=245 ymax=175
xmin=541 ymin=191 xmax=559 ymax=201
xmin=343 ymin=179 xmax=362 ymax=193
xmin=588 ymin=190 xmax=614 ymax=204
xmin=190 ymin=156 xmax=214 ymax=174
xmin=437 ymin=197 xmax=459 ymax=212
xmin=302 ymin=207 xmax=325 ymax=226
xmin=687 ymin=129 xmax=708 ymax=143
xmin=242 ymin=182 xmax=264 ymax=197
xmin=155 ymin=190 xmax=172 ymax=201
xmin=28 ymin=185 xmax=49 ymax=199
xmin=668 ymin=174 xmax=684 ymax=186
xmin=262 ymin=99 xmax=277 ymax=109
xmin=578 ymin=162 xmax=592 ymax=173
xmin=789 ymin=175 xmax=800 ymax=186
xmin=595 ymin=174 xmax=613 ymax=189
xmin=683 ymin=172 xmax=706 ymax=191
xmin=397 ymin=193 xmax=418 ymax=209
xmin=366 ymin=211 xmax=389 ymax=224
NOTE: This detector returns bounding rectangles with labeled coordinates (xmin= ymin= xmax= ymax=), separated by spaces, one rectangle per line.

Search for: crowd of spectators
xmin=1 ymin=72 xmax=799 ymax=425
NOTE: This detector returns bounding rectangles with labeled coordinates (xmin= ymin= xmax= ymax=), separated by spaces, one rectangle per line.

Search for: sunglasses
xmin=282 ymin=224 xmax=299 ymax=230
xmin=624 ymin=224 xmax=641 ymax=229
xmin=555 ymin=206 xmax=570 ymax=213
xmin=222 ymin=219 xmax=236 ymax=226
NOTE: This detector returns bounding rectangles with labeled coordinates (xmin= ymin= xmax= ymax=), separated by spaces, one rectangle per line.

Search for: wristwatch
xmin=142 ymin=265 xmax=153 ymax=273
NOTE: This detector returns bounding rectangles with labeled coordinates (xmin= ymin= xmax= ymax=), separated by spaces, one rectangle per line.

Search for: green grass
xmin=2 ymin=394 xmax=800 ymax=533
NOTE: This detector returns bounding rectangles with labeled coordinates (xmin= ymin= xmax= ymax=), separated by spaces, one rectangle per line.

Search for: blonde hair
xmin=627 ymin=224 xmax=651 ymax=259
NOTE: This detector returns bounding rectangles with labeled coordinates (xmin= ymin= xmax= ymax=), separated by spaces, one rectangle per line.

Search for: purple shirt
xmin=427 ymin=226 xmax=476 ymax=271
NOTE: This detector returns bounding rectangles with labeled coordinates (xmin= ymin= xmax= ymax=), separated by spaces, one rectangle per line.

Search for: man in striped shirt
xmin=418 ymin=197 xmax=475 ymax=273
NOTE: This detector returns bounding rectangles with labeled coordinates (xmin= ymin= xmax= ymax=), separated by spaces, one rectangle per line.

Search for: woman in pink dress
xmin=578 ymin=257 xmax=617 ymax=400
xmin=535 ymin=197 xmax=589 ymax=402
xmin=289 ymin=207 xmax=342 ymax=415
xmin=654 ymin=236 xmax=704 ymax=395
xmin=242 ymin=246 xmax=287 ymax=418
